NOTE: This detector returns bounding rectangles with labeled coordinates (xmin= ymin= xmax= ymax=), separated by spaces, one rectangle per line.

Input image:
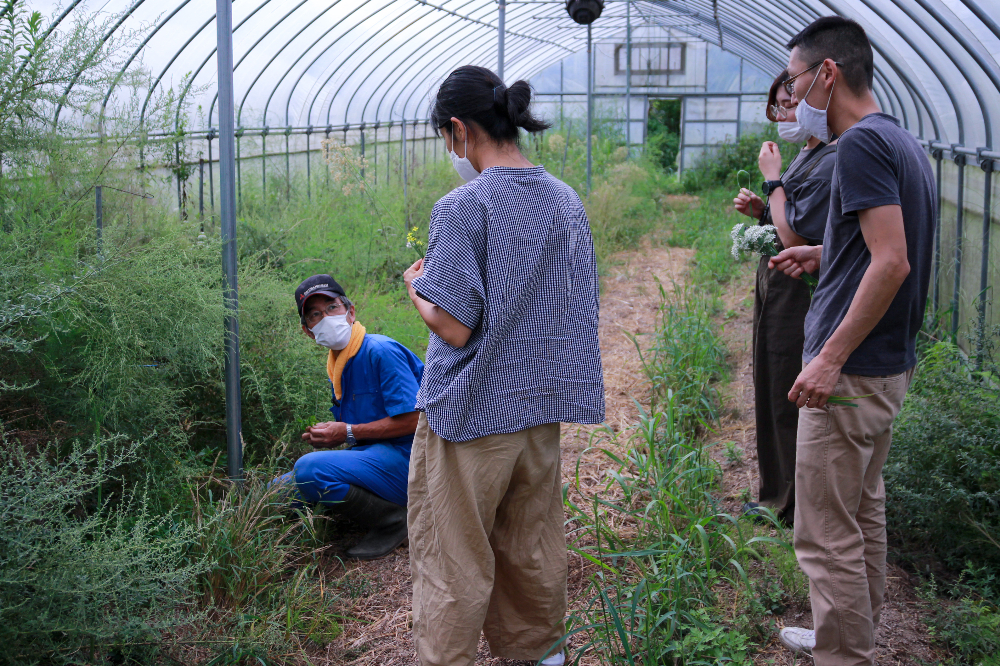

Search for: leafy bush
xmin=0 ymin=435 xmax=205 ymax=665
xmin=680 ymin=127 xmax=799 ymax=194
xmin=884 ymin=339 xmax=1000 ymax=573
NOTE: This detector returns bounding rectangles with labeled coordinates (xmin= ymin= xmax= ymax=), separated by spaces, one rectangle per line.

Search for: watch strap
xmin=345 ymin=423 xmax=356 ymax=445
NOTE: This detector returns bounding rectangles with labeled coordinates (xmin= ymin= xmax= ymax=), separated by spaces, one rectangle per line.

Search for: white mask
xmin=311 ymin=314 xmax=352 ymax=350
xmin=777 ymin=118 xmax=813 ymax=143
xmin=796 ymin=68 xmax=836 ymax=144
xmin=449 ymin=134 xmax=480 ymax=182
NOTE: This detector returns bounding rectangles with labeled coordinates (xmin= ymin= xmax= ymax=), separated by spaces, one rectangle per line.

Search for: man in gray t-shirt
xmin=802 ymin=112 xmax=936 ymax=374
xmin=767 ymin=17 xmax=937 ymax=666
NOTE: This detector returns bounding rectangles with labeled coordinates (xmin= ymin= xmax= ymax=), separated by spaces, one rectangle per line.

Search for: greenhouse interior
xmin=2 ymin=0 xmax=1000 ymax=664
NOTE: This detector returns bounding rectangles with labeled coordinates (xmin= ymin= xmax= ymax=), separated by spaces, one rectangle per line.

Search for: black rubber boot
xmin=324 ymin=485 xmax=408 ymax=560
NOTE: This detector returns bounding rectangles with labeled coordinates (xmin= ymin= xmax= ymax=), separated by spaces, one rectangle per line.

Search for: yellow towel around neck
xmin=326 ymin=321 xmax=367 ymax=401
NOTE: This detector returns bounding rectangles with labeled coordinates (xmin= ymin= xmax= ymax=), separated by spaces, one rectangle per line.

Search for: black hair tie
xmin=493 ymin=84 xmax=506 ymax=103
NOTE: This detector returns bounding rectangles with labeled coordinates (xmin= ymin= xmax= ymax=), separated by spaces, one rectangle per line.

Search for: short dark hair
xmin=430 ymin=65 xmax=551 ymax=146
xmin=786 ymin=16 xmax=874 ymax=95
xmin=766 ymin=69 xmax=790 ymax=122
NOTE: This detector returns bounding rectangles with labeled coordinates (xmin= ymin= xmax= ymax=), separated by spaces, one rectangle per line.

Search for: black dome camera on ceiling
xmin=565 ymin=0 xmax=604 ymax=25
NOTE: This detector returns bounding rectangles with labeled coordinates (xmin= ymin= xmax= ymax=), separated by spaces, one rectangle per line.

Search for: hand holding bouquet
xmin=730 ymin=222 xmax=819 ymax=290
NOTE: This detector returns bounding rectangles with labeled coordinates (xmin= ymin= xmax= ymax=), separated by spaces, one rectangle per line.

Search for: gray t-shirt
xmin=803 ymin=113 xmax=937 ymax=375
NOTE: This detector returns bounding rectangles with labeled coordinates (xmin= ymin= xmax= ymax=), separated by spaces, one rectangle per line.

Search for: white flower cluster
xmin=730 ymin=222 xmax=778 ymax=259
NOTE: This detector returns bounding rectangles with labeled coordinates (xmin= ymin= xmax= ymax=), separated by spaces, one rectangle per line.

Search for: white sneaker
xmin=540 ymin=652 xmax=565 ymax=666
xmin=779 ymin=627 xmax=815 ymax=655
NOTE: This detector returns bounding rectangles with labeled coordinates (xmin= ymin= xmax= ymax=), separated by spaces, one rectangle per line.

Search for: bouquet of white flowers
xmin=730 ymin=222 xmax=819 ymax=290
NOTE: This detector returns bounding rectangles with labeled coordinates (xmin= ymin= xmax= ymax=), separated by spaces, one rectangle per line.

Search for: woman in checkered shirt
xmin=402 ymin=65 xmax=605 ymax=666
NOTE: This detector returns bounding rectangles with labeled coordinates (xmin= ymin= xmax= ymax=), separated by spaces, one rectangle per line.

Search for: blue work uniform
xmin=279 ymin=334 xmax=424 ymax=507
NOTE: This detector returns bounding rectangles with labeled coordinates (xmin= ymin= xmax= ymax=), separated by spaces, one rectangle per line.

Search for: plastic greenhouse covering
xmin=12 ymin=0 xmax=1000 ymax=475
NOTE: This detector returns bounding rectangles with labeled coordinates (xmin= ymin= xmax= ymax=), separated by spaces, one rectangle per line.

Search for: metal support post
xmin=360 ymin=125 xmax=366 ymax=179
xmin=261 ymin=126 xmax=269 ymax=199
xmin=95 ymin=185 xmax=103 ymax=252
xmin=215 ymin=0 xmax=243 ymax=483
xmin=586 ymin=22 xmax=593 ymax=195
xmin=285 ymin=127 xmax=291 ymax=201
xmin=387 ymin=121 xmax=392 ymax=185
xmin=933 ymin=150 xmax=943 ymax=313
xmin=208 ymin=130 xmax=215 ymax=213
xmin=374 ymin=123 xmax=379 ymax=186
xmin=979 ymin=158 xmax=993 ymax=354
xmin=199 ymin=158 xmax=205 ymax=224
xmin=498 ymin=0 xmax=505 ymax=80
xmin=952 ymin=153 xmax=966 ymax=334
xmin=559 ymin=60 xmax=564 ymax=128
xmin=625 ymin=1 xmax=630 ymax=154
xmin=402 ymin=118 xmax=408 ymax=222
xmin=236 ymin=127 xmax=243 ymax=212
xmin=325 ymin=126 xmax=331 ymax=189
xmin=306 ymin=126 xmax=313 ymax=202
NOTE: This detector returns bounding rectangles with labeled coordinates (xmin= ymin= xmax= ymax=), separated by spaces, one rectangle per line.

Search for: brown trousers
xmin=753 ymin=255 xmax=813 ymax=522
xmin=407 ymin=414 xmax=567 ymax=666
xmin=794 ymin=368 xmax=913 ymax=666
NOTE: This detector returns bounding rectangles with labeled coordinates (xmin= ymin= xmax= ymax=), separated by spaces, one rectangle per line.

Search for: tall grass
xmin=564 ymin=287 xmax=792 ymax=665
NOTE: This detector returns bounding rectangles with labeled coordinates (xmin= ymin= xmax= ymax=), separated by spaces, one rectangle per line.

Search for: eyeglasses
xmin=784 ymin=60 xmax=841 ymax=97
xmin=304 ymin=301 xmax=347 ymax=327
xmin=769 ymin=104 xmax=789 ymax=121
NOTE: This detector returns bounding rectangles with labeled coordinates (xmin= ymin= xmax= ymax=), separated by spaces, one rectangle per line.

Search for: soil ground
xmin=308 ymin=233 xmax=947 ymax=665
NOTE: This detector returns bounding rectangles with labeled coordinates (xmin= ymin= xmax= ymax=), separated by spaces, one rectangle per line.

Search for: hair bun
xmin=505 ymin=80 xmax=533 ymax=128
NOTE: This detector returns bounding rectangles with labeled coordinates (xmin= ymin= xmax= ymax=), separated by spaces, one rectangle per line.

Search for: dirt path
xmin=311 ymin=239 xmax=945 ymax=665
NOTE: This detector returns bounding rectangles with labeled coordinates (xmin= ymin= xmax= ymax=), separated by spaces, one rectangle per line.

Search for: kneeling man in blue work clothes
xmin=276 ymin=274 xmax=424 ymax=560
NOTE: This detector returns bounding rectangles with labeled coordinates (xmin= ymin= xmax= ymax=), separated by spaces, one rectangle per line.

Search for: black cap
xmin=294 ymin=274 xmax=346 ymax=317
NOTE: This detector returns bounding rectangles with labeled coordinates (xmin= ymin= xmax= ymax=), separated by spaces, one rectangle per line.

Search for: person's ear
xmin=346 ymin=305 xmax=356 ymax=326
xmin=450 ymin=117 xmax=466 ymax=144
xmin=823 ymin=58 xmax=839 ymax=88
xmin=303 ymin=324 xmax=315 ymax=340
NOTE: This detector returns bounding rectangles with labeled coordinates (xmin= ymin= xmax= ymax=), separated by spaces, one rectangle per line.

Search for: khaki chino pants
xmin=794 ymin=368 xmax=913 ymax=666
xmin=408 ymin=414 xmax=567 ymax=666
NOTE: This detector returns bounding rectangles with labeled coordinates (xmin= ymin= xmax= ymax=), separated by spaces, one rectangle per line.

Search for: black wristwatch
xmin=345 ymin=423 xmax=357 ymax=446
xmin=761 ymin=179 xmax=784 ymax=196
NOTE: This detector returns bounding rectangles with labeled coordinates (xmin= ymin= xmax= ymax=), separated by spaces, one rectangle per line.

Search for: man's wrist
xmin=817 ymin=345 xmax=849 ymax=368
xmin=344 ymin=423 xmax=357 ymax=445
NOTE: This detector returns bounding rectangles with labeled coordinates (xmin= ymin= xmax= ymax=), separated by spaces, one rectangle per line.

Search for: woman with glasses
xmin=733 ymin=69 xmax=838 ymax=526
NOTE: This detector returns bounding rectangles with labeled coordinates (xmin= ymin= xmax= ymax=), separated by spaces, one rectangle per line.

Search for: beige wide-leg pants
xmin=794 ymin=368 xmax=913 ymax=666
xmin=408 ymin=414 xmax=567 ymax=666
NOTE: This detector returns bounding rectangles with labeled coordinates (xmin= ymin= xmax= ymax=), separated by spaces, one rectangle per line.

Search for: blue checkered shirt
xmin=412 ymin=165 xmax=605 ymax=442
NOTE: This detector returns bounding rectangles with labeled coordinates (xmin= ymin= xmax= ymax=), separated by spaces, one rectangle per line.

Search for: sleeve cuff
xmin=411 ymin=275 xmax=482 ymax=330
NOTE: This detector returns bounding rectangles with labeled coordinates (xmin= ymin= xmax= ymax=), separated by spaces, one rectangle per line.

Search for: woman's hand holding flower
xmin=758 ymin=141 xmax=783 ymax=181
xmin=734 ymin=188 xmax=765 ymax=218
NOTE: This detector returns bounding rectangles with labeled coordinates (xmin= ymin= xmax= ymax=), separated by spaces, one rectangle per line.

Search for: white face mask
xmin=796 ymin=68 xmax=836 ymax=144
xmin=777 ymin=117 xmax=813 ymax=143
xmin=448 ymin=133 xmax=480 ymax=182
xmin=311 ymin=314 xmax=352 ymax=350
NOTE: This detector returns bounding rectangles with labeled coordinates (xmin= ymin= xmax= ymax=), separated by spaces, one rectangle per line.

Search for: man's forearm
xmin=818 ymin=256 xmax=909 ymax=366
xmin=351 ymin=412 xmax=419 ymax=441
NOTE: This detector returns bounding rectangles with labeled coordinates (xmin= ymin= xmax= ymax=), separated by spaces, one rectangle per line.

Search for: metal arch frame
xmin=207 ymin=0 xmax=320 ymax=125
xmin=336 ymin=2 xmax=487 ymax=126
xmin=139 ymin=11 xmax=219 ymax=127
xmin=338 ymin=0 xmax=576 ymax=125
xmin=172 ymin=0 xmax=285 ymax=131
xmin=297 ymin=0 xmax=451 ymax=127
xmin=231 ymin=0 xmax=322 ymax=126
xmin=311 ymin=2 xmax=440 ymax=128
xmin=53 ymin=0 xmax=148 ymax=127
xmin=366 ymin=6 xmax=576 ymax=123
xmin=390 ymin=17 xmax=580 ymax=126
xmin=277 ymin=0 xmax=427 ymax=127
xmin=266 ymin=0 xmax=375 ymax=126
xmin=98 ymin=0 xmax=194 ymax=125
